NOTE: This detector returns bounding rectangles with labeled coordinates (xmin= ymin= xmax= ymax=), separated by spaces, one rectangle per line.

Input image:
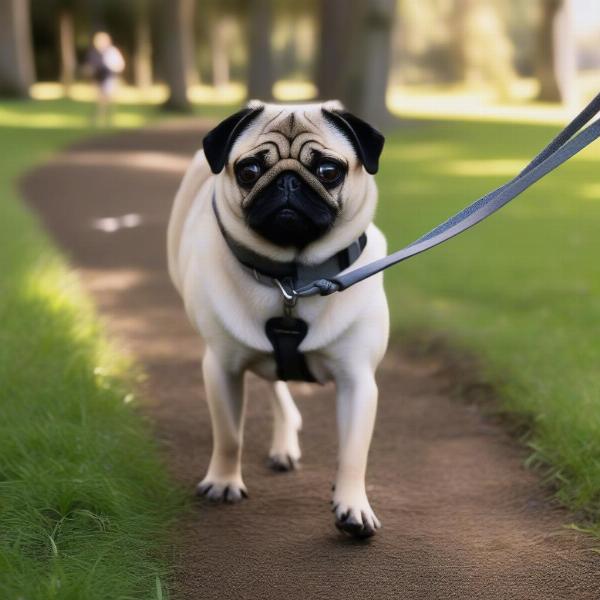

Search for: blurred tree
xmin=536 ymin=0 xmax=577 ymax=104
xmin=536 ymin=0 xmax=562 ymax=101
xmin=133 ymin=0 xmax=153 ymax=90
xmin=0 ymin=0 xmax=36 ymax=97
xmin=58 ymin=2 xmax=77 ymax=92
xmin=316 ymin=0 xmax=355 ymax=101
xmin=86 ymin=0 xmax=106 ymax=31
xmin=272 ymin=0 xmax=316 ymax=87
xmin=316 ymin=0 xmax=396 ymax=128
xmin=247 ymin=0 xmax=274 ymax=100
xmin=196 ymin=0 xmax=247 ymax=87
xmin=160 ymin=0 xmax=197 ymax=111
xmin=211 ymin=16 xmax=232 ymax=89
xmin=453 ymin=0 xmax=515 ymax=100
xmin=346 ymin=0 xmax=396 ymax=126
xmin=211 ymin=22 xmax=228 ymax=89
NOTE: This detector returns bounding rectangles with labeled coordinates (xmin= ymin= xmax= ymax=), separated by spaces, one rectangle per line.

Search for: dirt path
xmin=22 ymin=122 xmax=599 ymax=599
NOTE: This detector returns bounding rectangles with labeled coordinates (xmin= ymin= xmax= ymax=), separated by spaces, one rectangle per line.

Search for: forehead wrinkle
xmin=237 ymin=141 xmax=279 ymax=164
xmin=257 ymin=131 xmax=290 ymax=158
xmin=265 ymin=110 xmax=314 ymax=139
xmin=284 ymin=113 xmax=295 ymax=137
xmin=303 ymin=111 xmax=321 ymax=132
xmin=259 ymin=109 xmax=284 ymax=136
xmin=264 ymin=111 xmax=293 ymax=135
xmin=293 ymin=136 xmax=323 ymax=162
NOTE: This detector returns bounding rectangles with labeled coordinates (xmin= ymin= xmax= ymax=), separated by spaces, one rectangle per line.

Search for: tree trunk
xmin=448 ymin=0 xmax=475 ymax=82
xmin=211 ymin=18 xmax=230 ymax=90
xmin=536 ymin=0 xmax=563 ymax=101
xmin=315 ymin=0 xmax=357 ymax=102
xmin=161 ymin=0 xmax=196 ymax=111
xmin=315 ymin=0 xmax=395 ymax=127
xmin=451 ymin=0 xmax=515 ymax=100
xmin=553 ymin=0 xmax=578 ymax=106
xmin=344 ymin=0 xmax=396 ymax=128
xmin=58 ymin=9 xmax=76 ymax=94
xmin=0 ymin=0 xmax=35 ymax=97
xmin=86 ymin=0 xmax=106 ymax=32
xmin=247 ymin=0 xmax=274 ymax=101
xmin=133 ymin=0 xmax=153 ymax=91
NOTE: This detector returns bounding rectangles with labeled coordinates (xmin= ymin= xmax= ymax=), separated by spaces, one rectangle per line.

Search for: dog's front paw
xmin=196 ymin=477 xmax=248 ymax=503
xmin=332 ymin=493 xmax=381 ymax=539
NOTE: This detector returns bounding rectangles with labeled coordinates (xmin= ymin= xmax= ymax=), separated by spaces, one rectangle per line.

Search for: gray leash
xmin=293 ymin=92 xmax=600 ymax=298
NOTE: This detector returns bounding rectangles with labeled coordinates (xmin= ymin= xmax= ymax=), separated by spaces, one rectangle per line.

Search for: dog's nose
xmin=277 ymin=172 xmax=301 ymax=193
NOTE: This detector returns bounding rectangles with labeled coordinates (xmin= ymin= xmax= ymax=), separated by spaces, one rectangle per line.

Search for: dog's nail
xmin=196 ymin=483 xmax=212 ymax=496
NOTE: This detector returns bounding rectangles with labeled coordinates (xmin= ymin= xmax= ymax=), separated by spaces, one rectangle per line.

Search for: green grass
xmin=377 ymin=116 xmax=600 ymax=529
xmin=0 ymin=99 xmax=186 ymax=599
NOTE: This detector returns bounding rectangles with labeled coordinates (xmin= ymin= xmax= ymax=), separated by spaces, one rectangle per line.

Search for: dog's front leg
xmin=332 ymin=369 xmax=381 ymax=537
xmin=196 ymin=348 xmax=248 ymax=502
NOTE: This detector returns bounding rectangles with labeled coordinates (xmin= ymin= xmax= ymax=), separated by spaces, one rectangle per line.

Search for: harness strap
xmin=212 ymin=195 xmax=367 ymax=292
xmin=265 ymin=316 xmax=316 ymax=382
xmin=294 ymin=92 xmax=600 ymax=297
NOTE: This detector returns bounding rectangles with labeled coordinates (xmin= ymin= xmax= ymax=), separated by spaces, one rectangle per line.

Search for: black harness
xmin=212 ymin=196 xmax=366 ymax=382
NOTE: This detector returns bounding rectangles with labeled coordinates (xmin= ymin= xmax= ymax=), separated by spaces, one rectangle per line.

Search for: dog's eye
xmin=235 ymin=160 xmax=262 ymax=186
xmin=315 ymin=160 xmax=344 ymax=186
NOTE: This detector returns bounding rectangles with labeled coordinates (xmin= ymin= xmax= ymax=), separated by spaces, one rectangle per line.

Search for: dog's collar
xmin=212 ymin=194 xmax=367 ymax=295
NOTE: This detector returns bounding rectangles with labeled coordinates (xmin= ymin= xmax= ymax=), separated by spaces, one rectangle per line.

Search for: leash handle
xmin=297 ymin=92 xmax=600 ymax=297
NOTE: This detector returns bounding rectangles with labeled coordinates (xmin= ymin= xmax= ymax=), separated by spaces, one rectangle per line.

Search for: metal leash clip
xmin=273 ymin=278 xmax=298 ymax=316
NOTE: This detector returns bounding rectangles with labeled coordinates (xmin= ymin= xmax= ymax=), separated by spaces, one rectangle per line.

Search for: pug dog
xmin=167 ymin=100 xmax=389 ymax=538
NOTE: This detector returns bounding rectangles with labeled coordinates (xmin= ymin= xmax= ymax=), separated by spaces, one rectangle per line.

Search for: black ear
xmin=203 ymin=105 xmax=264 ymax=173
xmin=322 ymin=109 xmax=385 ymax=174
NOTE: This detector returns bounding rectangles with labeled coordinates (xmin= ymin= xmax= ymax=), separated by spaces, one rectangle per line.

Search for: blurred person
xmin=86 ymin=32 xmax=125 ymax=126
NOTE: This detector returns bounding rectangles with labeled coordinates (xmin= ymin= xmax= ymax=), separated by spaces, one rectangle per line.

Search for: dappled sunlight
xmin=565 ymin=147 xmax=600 ymax=161
xmin=54 ymin=150 xmax=190 ymax=173
xmin=110 ymin=111 xmax=152 ymax=128
xmin=580 ymin=183 xmax=600 ymax=200
xmin=273 ymin=80 xmax=317 ymax=101
xmin=83 ymin=267 xmax=149 ymax=295
xmin=32 ymin=81 xmax=167 ymax=104
xmin=501 ymin=203 xmax=589 ymax=219
xmin=33 ymin=81 xmax=245 ymax=107
xmin=30 ymin=80 xmax=323 ymax=110
xmin=0 ymin=105 xmax=87 ymax=128
xmin=439 ymin=158 xmax=527 ymax=177
xmin=388 ymin=83 xmax=592 ymax=125
xmin=380 ymin=180 xmax=440 ymax=197
xmin=18 ymin=259 xmax=129 ymax=380
xmin=0 ymin=106 xmax=152 ymax=130
xmin=79 ymin=267 xmax=200 ymax=364
xmin=383 ymin=142 xmax=460 ymax=162
xmin=187 ymin=82 xmax=245 ymax=104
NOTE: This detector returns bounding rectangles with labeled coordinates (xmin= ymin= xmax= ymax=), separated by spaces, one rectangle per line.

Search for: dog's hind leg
xmin=196 ymin=348 xmax=248 ymax=502
xmin=267 ymin=381 xmax=302 ymax=471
